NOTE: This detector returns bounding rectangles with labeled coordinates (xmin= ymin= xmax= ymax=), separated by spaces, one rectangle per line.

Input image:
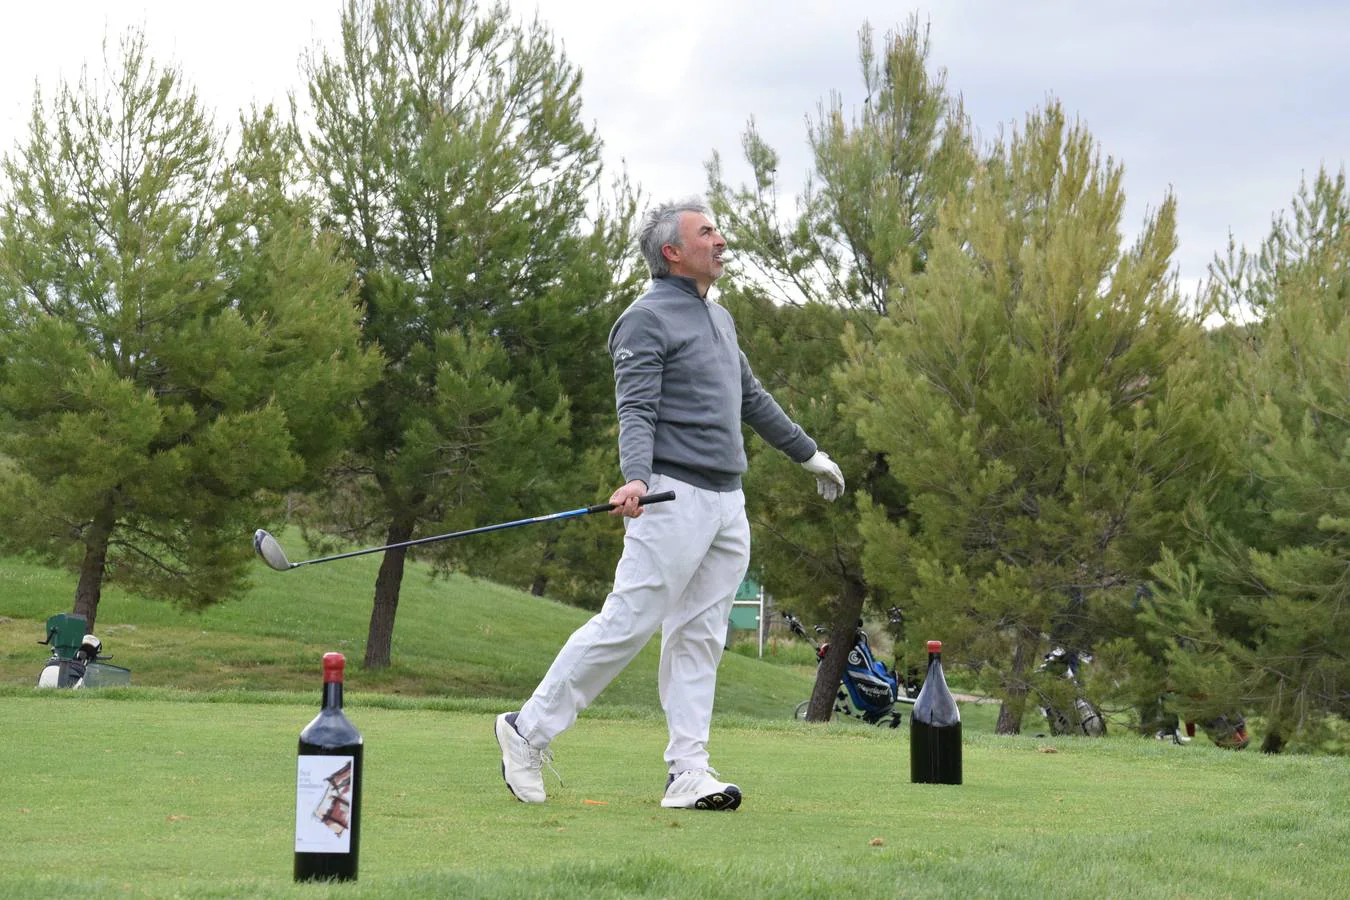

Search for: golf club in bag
xmin=1036 ymin=646 xmax=1107 ymax=737
xmin=784 ymin=611 xmax=915 ymax=728
xmin=254 ymin=491 xmax=676 ymax=571
xmin=36 ymin=631 xmax=130 ymax=689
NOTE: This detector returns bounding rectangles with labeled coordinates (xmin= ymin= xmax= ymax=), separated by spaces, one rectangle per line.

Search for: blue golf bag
xmin=785 ymin=612 xmax=912 ymax=728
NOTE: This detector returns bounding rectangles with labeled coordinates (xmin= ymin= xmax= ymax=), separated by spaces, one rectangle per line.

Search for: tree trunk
xmin=530 ymin=536 xmax=557 ymax=597
xmin=995 ymin=635 xmax=1035 ymax=735
xmin=72 ymin=502 xmax=117 ymax=633
xmin=529 ymin=571 xmax=549 ymax=597
xmin=807 ymin=578 xmax=868 ymax=722
xmin=364 ymin=516 xmax=416 ymax=669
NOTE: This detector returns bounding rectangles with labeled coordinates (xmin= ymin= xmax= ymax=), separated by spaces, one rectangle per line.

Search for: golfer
xmin=496 ymin=197 xmax=845 ymax=810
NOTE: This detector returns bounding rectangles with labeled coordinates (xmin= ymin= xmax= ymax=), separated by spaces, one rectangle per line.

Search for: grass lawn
xmin=2 ymin=549 xmax=1348 ymax=897
xmin=1 ymin=691 xmax=1347 ymax=898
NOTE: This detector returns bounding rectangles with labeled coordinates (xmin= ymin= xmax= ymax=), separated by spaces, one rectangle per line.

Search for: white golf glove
xmin=801 ymin=450 xmax=845 ymax=501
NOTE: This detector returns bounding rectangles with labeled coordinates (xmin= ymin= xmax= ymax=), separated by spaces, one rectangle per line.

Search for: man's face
xmin=665 ymin=211 xmax=726 ymax=293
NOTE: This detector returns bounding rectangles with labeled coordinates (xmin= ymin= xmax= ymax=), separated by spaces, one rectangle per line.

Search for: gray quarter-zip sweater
xmin=607 ymin=275 xmax=817 ymax=492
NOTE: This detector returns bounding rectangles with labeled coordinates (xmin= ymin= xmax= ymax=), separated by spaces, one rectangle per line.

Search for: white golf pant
xmin=514 ymin=473 xmax=750 ymax=774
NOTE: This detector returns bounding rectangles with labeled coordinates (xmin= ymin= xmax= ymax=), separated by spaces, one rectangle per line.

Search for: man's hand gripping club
xmin=609 ymin=479 xmax=650 ymax=517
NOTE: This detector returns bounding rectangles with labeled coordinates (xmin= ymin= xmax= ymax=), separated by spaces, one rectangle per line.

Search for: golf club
xmin=253 ymin=490 xmax=676 ymax=572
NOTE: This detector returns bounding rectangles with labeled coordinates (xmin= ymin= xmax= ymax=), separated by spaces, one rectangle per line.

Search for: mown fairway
xmin=2 ymin=693 xmax=1348 ymax=899
xmin=2 ymin=552 xmax=1348 ymax=898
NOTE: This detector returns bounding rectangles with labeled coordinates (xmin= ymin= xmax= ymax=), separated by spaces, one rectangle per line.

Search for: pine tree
xmin=298 ymin=0 xmax=639 ymax=666
xmin=1151 ymin=169 xmax=1350 ymax=751
xmin=841 ymin=102 xmax=1221 ymax=733
xmin=707 ymin=17 xmax=973 ymax=720
xmin=0 ymin=34 xmax=378 ymax=631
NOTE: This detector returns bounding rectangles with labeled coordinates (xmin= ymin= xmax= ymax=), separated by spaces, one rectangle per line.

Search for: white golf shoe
xmin=661 ymin=768 xmax=742 ymax=811
xmin=495 ymin=712 xmax=551 ymax=803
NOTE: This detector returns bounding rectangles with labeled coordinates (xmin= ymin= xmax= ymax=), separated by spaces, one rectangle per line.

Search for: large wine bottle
xmin=910 ymin=640 xmax=962 ymax=785
xmin=294 ymin=652 xmax=363 ymax=882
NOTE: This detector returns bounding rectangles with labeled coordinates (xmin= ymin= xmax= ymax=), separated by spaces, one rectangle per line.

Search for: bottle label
xmin=295 ymin=755 xmax=355 ymax=853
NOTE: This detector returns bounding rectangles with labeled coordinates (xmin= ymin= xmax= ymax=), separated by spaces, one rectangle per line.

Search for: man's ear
xmin=661 ymin=243 xmax=681 ymax=264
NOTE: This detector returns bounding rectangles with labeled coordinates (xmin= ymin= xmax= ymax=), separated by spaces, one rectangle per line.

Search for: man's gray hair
xmin=638 ymin=197 xmax=712 ymax=278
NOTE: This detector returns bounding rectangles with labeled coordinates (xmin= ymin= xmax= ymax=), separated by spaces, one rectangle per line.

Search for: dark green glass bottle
xmin=910 ymin=640 xmax=962 ymax=784
xmin=294 ymin=653 xmax=363 ymax=882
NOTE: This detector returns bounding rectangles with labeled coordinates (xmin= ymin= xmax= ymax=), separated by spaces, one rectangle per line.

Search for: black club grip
xmin=587 ymin=490 xmax=676 ymax=514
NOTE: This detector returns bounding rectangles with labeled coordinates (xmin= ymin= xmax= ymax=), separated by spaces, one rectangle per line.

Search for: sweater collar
xmin=656 ymin=274 xmax=707 ymax=300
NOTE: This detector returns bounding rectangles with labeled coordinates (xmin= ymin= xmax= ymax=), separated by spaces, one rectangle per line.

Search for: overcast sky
xmin=3 ymin=1 xmax=1347 ymax=300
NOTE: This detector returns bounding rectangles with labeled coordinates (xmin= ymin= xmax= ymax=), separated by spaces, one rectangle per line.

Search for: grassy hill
xmin=0 ymin=543 xmax=826 ymax=720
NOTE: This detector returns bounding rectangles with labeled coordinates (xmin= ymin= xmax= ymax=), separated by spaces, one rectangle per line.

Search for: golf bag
xmin=784 ymin=611 xmax=913 ymax=728
xmin=36 ymin=612 xmax=131 ymax=689
xmin=1198 ymin=714 xmax=1251 ymax=749
xmin=37 ymin=633 xmax=105 ymax=689
xmin=1151 ymin=700 xmax=1250 ymax=750
xmin=1037 ymin=646 xmax=1107 ymax=737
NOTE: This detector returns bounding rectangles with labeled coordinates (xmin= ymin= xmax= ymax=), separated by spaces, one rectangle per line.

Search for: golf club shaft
xmin=287 ymin=490 xmax=676 ymax=569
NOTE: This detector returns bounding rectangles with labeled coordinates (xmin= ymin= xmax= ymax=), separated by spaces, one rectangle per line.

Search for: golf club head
xmin=253 ymin=529 xmax=292 ymax=571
